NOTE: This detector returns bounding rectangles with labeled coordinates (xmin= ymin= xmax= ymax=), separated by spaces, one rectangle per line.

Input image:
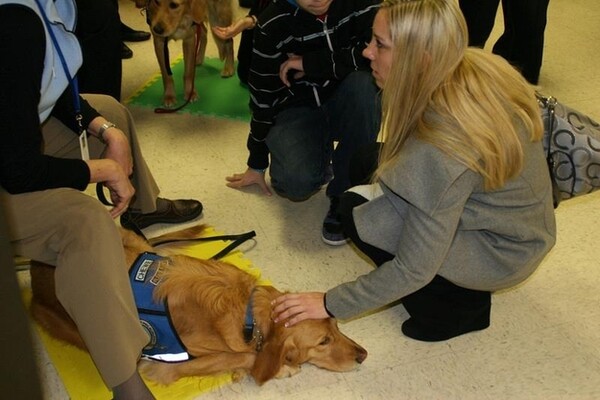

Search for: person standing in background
xmin=458 ymin=0 xmax=550 ymax=84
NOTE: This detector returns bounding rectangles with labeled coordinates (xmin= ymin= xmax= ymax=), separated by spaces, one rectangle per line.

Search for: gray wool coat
xmin=326 ymin=134 xmax=556 ymax=320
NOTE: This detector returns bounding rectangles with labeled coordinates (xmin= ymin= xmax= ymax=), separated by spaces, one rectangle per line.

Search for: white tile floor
xmin=34 ymin=0 xmax=600 ymax=398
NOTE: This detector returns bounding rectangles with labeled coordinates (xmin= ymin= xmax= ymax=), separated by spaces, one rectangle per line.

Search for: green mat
xmin=126 ymin=56 xmax=251 ymax=121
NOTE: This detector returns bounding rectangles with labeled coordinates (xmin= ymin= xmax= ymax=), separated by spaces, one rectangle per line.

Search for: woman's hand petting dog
xmin=226 ymin=168 xmax=272 ymax=196
xmin=272 ymin=292 xmax=329 ymax=327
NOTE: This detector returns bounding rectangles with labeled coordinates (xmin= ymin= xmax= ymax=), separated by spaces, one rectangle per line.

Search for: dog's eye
xmin=169 ymin=2 xmax=179 ymax=9
xmin=319 ymin=336 xmax=331 ymax=346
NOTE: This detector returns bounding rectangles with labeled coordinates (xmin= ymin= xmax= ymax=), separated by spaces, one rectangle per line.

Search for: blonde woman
xmin=272 ymin=0 xmax=556 ymax=342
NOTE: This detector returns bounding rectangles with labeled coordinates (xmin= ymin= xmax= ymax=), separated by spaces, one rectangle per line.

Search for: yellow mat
xmin=24 ymin=226 xmax=268 ymax=400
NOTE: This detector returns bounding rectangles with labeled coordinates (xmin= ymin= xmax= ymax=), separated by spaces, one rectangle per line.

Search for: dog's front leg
xmin=182 ymin=31 xmax=199 ymax=103
xmin=153 ymin=36 xmax=178 ymax=107
xmin=207 ymin=0 xmax=235 ymax=78
xmin=195 ymin=23 xmax=208 ymax=67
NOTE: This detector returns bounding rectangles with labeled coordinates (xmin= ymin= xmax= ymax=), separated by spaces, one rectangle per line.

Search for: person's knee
xmin=82 ymin=94 xmax=130 ymax=129
xmin=271 ymin=175 xmax=320 ymax=202
xmin=58 ymin=195 xmax=119 ymax=244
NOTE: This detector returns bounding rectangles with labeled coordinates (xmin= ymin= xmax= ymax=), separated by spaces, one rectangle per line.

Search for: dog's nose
xmin=356 ymin=346 xmax=368 ymax=364
xmin=153 ymin=25 xmax=165 ymax=35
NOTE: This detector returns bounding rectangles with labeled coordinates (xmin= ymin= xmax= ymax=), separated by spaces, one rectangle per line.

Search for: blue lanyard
xmin=33 ymin=0 xmax=83 ymax=132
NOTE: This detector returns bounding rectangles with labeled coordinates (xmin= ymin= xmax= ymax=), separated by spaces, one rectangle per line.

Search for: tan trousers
xmin=2 ymin=94 xmax=159 ymax=387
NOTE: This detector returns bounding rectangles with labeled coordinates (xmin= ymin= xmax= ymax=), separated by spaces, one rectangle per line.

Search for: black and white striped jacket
xmin=246 ymin=0 xmax=381 ymax=169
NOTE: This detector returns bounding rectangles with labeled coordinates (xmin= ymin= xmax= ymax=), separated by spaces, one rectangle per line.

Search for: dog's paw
xmin=139 ymin=359 xmax=180 ymax=385
xmin=184 ymin=89 xmax=199 ymax=103
xmin=162 ymin=94 xmax=178 ymax=108
xmin=231 ymin=369 xmax=249 ymax=382
xmin=220 ymin=66 xmax=235 ymax=78
xmin=274 ymin=364 xmax=301 ymax=379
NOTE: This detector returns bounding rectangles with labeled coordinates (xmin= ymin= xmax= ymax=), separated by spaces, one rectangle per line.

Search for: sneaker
xmin=121 ymin=198 xmax=202 ymax=231
xmin=321 ymin=196 xmax=348 ymax=246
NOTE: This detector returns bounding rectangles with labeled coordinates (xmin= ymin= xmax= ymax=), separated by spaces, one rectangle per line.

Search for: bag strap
xmin=537 ymin=93 xmax=576 ymax=207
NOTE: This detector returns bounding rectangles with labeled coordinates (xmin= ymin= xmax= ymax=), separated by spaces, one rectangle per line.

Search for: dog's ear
xmin=250 ymin=332 xmax=300 ymax=385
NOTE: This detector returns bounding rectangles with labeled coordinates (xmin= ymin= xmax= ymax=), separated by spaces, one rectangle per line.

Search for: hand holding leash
xmin=86 ymin=159 xmax=135 ymax=218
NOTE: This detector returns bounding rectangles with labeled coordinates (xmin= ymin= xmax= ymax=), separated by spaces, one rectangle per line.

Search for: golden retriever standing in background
xmin=29 ymin=225 xmax=368 ymax=385
xmin=134 ymin=0 xmax=235 ymax=107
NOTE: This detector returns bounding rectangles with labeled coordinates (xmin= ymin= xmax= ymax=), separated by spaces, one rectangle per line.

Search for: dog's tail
xmin=148 ymin=224 xmax=209 ymax=247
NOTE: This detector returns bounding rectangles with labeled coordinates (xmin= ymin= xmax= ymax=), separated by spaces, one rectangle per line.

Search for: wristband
xmin=97 ymin=122 xmax=116 ymax=144
xmin=250 ymin=167 xmax=267 ymax=174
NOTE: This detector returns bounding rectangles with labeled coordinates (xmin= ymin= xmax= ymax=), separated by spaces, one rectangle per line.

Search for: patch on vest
xmin=133 ymin=254 xmax=165 ymax=285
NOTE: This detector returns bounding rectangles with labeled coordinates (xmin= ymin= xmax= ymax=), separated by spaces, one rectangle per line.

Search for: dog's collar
xmin=243 ymin=288 xmax=264 ymax=352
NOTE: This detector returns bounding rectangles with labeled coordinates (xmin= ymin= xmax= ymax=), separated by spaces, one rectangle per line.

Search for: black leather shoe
xmin=121 ymin=43 xmax=133 ymax=59
xmin=121 ymin=22 xmax=151 ymax=42
xmin=120 ymin=198 xmax=203 ymax=230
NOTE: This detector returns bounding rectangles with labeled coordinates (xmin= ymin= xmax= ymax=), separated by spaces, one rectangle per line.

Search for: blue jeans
xmin=266 ymin=71 xmax=381 ymax=201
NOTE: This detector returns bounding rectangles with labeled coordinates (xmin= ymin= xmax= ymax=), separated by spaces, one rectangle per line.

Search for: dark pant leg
xmin=266 ymin=106 xmax=329 ymax=201
xmin=401 ymin=275 xmax=491 ymax=341
xmin=338 ymin=191 xmax=394 ymax=266
xmin=348 ymin=142 xmax=382 ymax=187
xmin=75 ymin=0 xmax=122 ymax=100
xmin=493 ymin=0 xmax=549 ymax=84
xmin=324 ymin=71 xmax=381 ymax=197
xmin=458 ymin=0 xmax=501 ymax=47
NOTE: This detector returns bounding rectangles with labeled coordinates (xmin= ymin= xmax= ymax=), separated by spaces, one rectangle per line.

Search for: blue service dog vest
xmin=129 ymin=252 xmax=190 ymax=363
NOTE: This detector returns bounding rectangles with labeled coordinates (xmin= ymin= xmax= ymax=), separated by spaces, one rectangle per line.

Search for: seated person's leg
xmin=3 ymin=188 xmax=150 ymax=391
xmin=43 ymin=94 xmax=203 ymax=230
xmin=266 ymin=106 xmax=328 ymax=201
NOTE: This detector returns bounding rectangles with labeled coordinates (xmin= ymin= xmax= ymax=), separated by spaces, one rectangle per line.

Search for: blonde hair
xmin=376 ymin=0 xmax=543 ymax=190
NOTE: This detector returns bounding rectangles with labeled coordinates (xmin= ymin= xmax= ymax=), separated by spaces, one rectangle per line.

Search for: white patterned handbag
xmin=537 ymin=93 xmax=600 ymax=207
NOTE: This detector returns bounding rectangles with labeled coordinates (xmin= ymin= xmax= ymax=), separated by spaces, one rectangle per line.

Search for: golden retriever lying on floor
xmin=29 ymin=225 xmax=367 ymax=385
xmin=135 ymin=0 xmax=235 ymax=107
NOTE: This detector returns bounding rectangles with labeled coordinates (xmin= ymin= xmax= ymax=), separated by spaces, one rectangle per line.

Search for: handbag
xmin=537 ymin=93 xmax=600 ymax=207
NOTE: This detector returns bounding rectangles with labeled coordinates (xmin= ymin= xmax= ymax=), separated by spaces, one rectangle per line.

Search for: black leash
xmin=96 ymin=183 xmax=255 ymax=260
xmin=152 ymin=231 xmax=257 ymax=260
